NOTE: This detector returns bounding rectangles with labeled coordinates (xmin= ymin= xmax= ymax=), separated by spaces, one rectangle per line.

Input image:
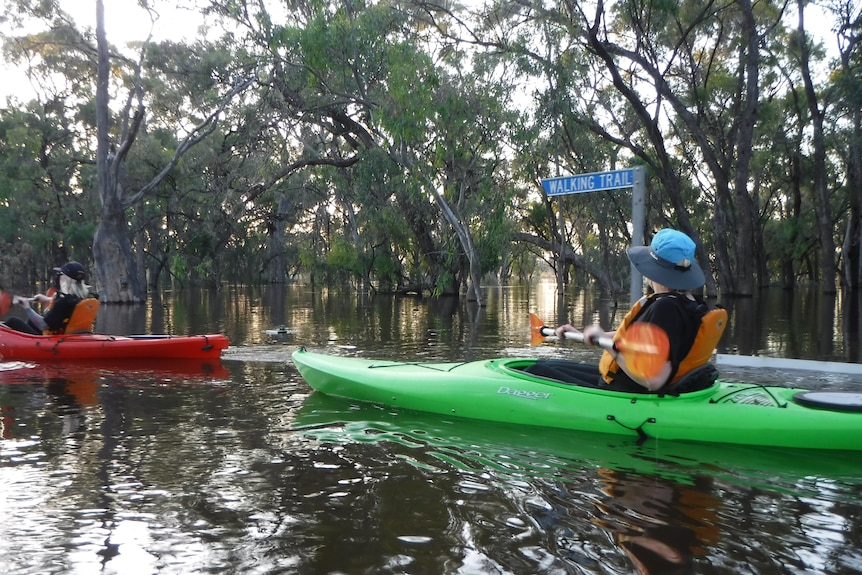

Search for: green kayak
xmin=291 ymin=349 xmax=862 ymax=451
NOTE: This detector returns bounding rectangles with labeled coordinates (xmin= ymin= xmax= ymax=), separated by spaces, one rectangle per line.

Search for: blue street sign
xmin=541 ymin=168 xmax=635 ymax=196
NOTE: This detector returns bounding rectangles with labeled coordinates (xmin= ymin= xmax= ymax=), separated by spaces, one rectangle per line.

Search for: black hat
xmin=53 ymin=261 xmax=87 ymax=282
xmin=626 ymin=229 xmax=705 ymax=291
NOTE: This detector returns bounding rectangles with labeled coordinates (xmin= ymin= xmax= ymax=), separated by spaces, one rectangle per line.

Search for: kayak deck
xmin=291 ymin=349 xmax=862 ymax=451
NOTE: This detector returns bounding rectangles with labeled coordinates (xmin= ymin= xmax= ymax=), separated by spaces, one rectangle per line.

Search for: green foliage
xmin=325 ymin=236 xmax=361 ymax=276
xmin=0 ymin=96 xmax=98 ymax=284
xmin=0 ymin=0 xmax=857 ymax=296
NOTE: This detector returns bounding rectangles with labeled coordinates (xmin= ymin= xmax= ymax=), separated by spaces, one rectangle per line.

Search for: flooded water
xmin=2 ymin=282 xmax=861 ymax=574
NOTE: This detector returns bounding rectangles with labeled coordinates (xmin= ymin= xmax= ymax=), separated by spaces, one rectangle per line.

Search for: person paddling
xmin=6 ymin=262 xmax=94 ymax=335
xmin=527 ymin=229 xmax=727 ymax=393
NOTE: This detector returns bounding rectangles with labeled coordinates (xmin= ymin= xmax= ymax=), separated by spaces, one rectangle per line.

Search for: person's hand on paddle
xmin=558 ymin=323 xmax=645 ymax=371
xmin=556 ymin=324 xmax=614 ymax=346
xmin=584 ymin=324 xmax=613 ymax=346
xmin=32 ymin=294 xmax=52 ymax=305
xmin=12 ymin=295 xmax=33 ymax=309
xmin=560 ymin=324 xmax=616 ymax=347
xmin=554 ymin=324 xmax=579 ymax=339
xmin=532 ymin=313 xmax=671 ymax=390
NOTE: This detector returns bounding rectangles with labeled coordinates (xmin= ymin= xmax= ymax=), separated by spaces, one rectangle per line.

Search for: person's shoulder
xmin=645 ymin=293 xmax=701 ymax=319
xmin=56 ymin=292 xmax=81 ymax=305
xmin=648 ymin=292 xmax=689 ymax=309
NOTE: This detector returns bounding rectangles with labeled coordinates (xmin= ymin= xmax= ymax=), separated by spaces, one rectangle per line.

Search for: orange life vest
xmin=598 ymin=294 xmax=727 ymax=389
xmin=63 ymin=298 xmax=100 ymax=334
xmin=42 ymin=297 xmax=99 ymax=335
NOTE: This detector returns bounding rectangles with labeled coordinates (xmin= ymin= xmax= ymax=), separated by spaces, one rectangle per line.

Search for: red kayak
xmin=0 ymin=324 xmax=229 ymax=361
xmin=0 ymin=356 xmax=230 ymax=384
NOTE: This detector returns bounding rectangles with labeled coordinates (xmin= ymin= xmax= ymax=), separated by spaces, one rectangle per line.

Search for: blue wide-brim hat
xmin=626 ymin=229 xmax=705 ymax=291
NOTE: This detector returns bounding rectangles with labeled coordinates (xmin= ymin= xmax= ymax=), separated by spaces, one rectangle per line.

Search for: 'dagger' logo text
xmin=497 ymin=386 xmax=553 ymax=400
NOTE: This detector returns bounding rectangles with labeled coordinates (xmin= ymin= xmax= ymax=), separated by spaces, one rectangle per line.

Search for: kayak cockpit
xmin=492 ymin=358 xmax=720 ymax=396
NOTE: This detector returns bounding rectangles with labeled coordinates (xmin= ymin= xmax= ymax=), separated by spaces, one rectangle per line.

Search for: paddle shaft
xmin=538 ymin=325 xmax=617 ymax=353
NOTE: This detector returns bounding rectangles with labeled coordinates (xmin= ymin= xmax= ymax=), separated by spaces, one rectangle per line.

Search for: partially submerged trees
xmin=0 ymin=0 xmax=855 ymax=298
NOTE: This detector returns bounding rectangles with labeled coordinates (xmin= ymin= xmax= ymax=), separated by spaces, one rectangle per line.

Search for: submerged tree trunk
xmin=839 ymin=21 xmax=862 ymax=288
xmin=427 ymin=178 xmax=484 ymax=306
xmin=93 ymin=0 xmax=145 ymax=302
xmin=91 ymin=0 xmax=253 ymax=301
xmin=93 ymin=202 xmax=145 ymax=302
xmin=846 ymin=123 xmax=862 ymax=288
xmin=798 ymin=0 xmax=837 ymax=293
xmin=729 ymin=0 xmax=762 ymax=297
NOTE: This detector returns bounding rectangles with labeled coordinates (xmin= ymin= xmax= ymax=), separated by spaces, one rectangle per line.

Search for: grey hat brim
xmin=627 ymin=246 xmax=706 ymax=290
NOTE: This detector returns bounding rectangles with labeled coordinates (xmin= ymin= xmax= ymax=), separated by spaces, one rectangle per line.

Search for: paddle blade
xmin=0 ymin=290 xmax=10 ymax=317
xmin=619 ymin=322 xmax=670 ymax=380
xmin=529 ymin=313 xmax=550 ymax=347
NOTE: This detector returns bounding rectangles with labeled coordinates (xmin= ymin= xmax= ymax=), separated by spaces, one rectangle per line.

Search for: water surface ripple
xmin=2 ymin=284 xmax=862 ymax=574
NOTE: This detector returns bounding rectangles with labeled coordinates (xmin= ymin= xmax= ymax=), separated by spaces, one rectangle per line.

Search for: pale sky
xmin=0 ymin=1 xmax=845 ymax=103
xmin=69 ymin=0 xmax=203 ymax=45
xmin=0 ymin=0 xmax=204 ymax=102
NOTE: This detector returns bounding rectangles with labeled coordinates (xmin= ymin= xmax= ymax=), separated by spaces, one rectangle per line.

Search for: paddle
xmin=529 ymin=313 xmax=670 ymax=380
xmin=0 ymin=290 xmax=41 ymax=317
xmin=0 ymin=289 xmax=11 ymax=317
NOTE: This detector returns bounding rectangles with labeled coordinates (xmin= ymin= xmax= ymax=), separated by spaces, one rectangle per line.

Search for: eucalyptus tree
xmin=751 ymin=4 xmax=850 ymax=290
xmin=647 ymin=0 xmax=772 ymax=296
xmin=407 ymin=42 xmax=522 ymax=301
xmin=471 ymin=0 xmax=849 ymax=296
xmin=793 ymin=0 xmax=838 ymax=294
xmin=1 ymin=0 xmax=257 ymax=301
xmin=200 ymin=0 xmax=419 ymax=289
xmin=0 ymin=3 xmax=103 ymax=288
xmin=830 ymin=0 xmax=862 ymax=288
xmin=502 ymin=29 xmax=632 ymax=293
xmin=0 ymin=101 xmax=98 ymax=288
xmin=202 ymin=0 xmax=517 ymax=304
xmin=346 ymin=148 xmax=418 ymax=292
xmin=92 ymin=0 xmax=260 ymax=301
xmin=751 ymin=85 xmax=816 ymax=289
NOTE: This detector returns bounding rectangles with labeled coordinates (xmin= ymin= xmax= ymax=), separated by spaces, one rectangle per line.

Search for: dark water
xmin=2 ymin=282 xmax=861 ymax=574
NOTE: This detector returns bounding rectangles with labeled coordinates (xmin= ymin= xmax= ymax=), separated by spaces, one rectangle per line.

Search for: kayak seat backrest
xmin=63 ymin=298 xmax=100 ymax=334
xmin=661 ymin=363 xmax=719 ymax=396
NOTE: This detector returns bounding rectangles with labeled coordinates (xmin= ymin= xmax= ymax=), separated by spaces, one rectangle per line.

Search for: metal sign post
xmin=541 ymin=166 xmax=645 ymax=303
